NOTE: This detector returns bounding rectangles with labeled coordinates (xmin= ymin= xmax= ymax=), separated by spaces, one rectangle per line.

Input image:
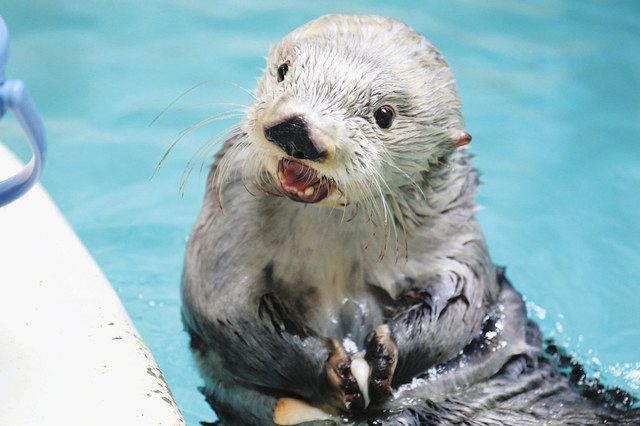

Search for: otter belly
xmin=263 ymin=276 xmax=391 ymax=348
xmin=310 ymin=288 xmax=390 ymax=347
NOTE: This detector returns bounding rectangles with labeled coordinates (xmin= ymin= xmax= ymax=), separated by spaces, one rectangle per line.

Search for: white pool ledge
xmin=0 ymin=143 xmax=185 ymax=425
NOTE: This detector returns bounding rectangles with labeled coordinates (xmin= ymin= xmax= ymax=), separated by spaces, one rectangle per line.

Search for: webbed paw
xmin=364 ymin=324 xmax=398 ymax=404
xmin=325 ymin=340 xmax=365 ymax=413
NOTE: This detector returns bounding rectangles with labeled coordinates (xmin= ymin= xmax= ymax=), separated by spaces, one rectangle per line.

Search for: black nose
xmin=264 ymin=116 xmax=325 ymax=161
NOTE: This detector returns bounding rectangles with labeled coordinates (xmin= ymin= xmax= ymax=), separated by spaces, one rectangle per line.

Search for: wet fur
xmin=182 ymin=15 xmax=639 ymax=425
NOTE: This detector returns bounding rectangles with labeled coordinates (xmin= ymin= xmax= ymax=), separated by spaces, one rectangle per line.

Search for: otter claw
xmin=365 ymin=324 xmax=398 ymax=404
xmin=350 ymin=352 xmax=371 ymax=408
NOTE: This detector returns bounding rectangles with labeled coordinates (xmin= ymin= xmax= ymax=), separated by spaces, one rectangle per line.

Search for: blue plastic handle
xmin=0 ymin=16 xmax=47 ymax=208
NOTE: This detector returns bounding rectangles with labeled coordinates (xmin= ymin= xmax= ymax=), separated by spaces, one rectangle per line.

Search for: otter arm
xmin=183 ymin=289 xmax=366 ymax=413
xmin=365 ymin=257 xmax=494 ymax=403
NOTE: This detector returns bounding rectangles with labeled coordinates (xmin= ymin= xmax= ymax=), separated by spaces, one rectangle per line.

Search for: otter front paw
xmin=325 ymin=340 xmax=365 ymax=412
xmin=365 ymin=324 xmax=398 ymax=404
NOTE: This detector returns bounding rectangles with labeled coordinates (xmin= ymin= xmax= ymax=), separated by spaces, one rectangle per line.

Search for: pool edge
xmin=0 ymin=142 xmax=186 ymax=426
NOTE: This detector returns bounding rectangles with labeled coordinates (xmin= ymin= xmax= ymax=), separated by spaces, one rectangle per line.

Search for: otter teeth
xmin=350 ymin=352 xmax=371 ymax=409
xmin=304 ymin=186 xmax=315 ymax=196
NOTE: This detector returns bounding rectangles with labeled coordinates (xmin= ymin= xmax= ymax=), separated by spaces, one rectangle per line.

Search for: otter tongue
xmin=282 ymin=161 xmax=318 ymax=190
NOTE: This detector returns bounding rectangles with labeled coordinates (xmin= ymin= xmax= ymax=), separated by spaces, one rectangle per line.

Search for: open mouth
xmin=277 ymin=158 xmax=332 ymax=203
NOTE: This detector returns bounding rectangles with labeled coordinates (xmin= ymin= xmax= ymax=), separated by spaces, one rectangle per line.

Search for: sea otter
xmin=181 ymin=14 xmax=639 ymax=425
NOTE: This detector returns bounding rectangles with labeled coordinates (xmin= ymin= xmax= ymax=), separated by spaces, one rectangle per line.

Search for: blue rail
xmin=0 ymin=16 xmax=47 ymax=207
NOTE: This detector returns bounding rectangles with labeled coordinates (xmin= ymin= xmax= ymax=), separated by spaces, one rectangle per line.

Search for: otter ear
xmin=449 ymin=130 xmax=472 ymax=149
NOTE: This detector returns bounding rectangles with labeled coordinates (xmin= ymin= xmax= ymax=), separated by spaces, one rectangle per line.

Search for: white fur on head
xmin=214 ymin=15 xmax=467 ymax=236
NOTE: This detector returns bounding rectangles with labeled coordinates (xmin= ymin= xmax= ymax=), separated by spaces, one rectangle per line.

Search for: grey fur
xmin=182 ymin=15 xmax=639 ymax=425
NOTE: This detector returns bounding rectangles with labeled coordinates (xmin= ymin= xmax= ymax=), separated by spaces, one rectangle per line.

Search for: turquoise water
xmin=2 ymin=1 xmax=639 ymax=423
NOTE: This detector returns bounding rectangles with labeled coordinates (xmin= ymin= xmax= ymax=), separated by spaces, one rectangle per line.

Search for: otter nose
xmin=264 ymin=116 xmax=325 ymax=161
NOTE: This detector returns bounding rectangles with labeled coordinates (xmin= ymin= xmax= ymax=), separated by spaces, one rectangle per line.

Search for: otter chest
xmin=260 ymin=223 xmax=386 ymax=343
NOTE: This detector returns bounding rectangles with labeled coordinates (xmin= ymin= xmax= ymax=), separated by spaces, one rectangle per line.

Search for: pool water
xmin=2 ymin=1 xmax=639 ymax=424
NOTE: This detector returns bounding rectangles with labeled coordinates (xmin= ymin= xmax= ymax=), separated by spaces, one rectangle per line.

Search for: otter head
xmin=217 ymin=15 xmax=470 ymax=209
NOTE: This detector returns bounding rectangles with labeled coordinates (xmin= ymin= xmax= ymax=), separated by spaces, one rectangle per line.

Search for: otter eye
xmin=277 ymin=62 xmax=289 ymax=82
xmin=374 ymin=105 xmax=395 ymax=129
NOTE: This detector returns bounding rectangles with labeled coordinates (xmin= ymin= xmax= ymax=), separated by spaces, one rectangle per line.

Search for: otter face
xmin=218 ymin=15 xmax=470 ymax=209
